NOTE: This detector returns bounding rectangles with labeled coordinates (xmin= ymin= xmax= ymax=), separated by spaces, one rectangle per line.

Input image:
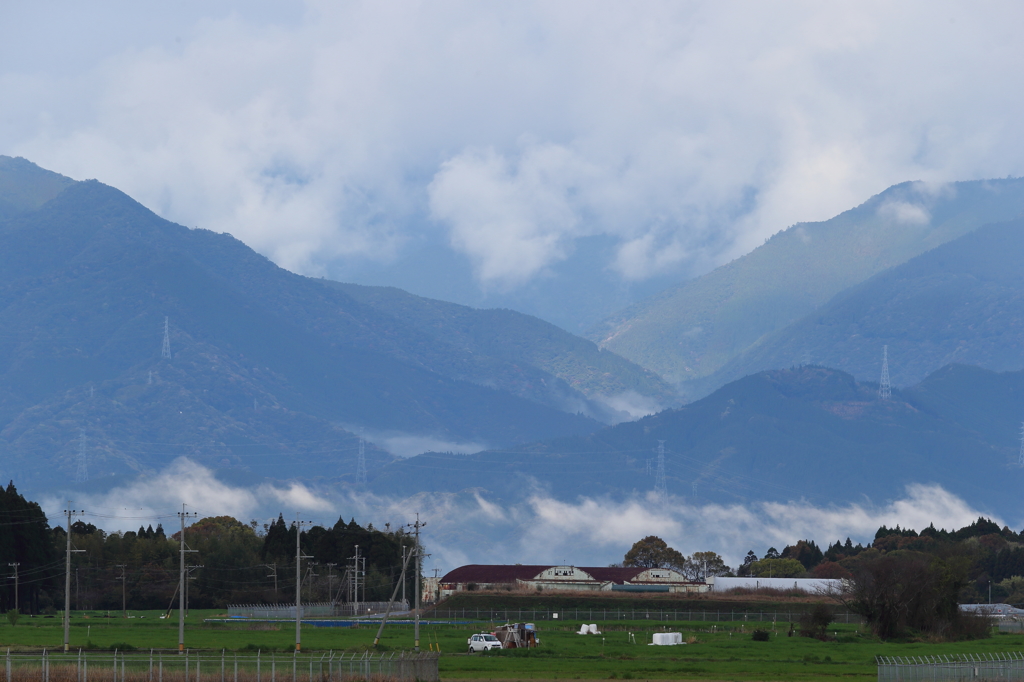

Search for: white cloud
xmin=3 ymin=2 xmax=1023 ymax=293
xmin=877 ymin=200 xmax=930 ymax=225
xmin=40 ymin=458 xmax=1000 ymax=572
xmin=41 ymin=458 xmax=335 ymax=528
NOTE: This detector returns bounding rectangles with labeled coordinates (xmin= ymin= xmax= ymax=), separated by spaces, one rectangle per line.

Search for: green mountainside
xmin=0 ymin=157 xmax=687 ymax=490
xmin=705 ymin=216 xmax=1024 ymax=390
xmin=591 ymin=179 xmax=1024 ymax=390
xmin=374 ymin=365 xmax=1024 ymax=518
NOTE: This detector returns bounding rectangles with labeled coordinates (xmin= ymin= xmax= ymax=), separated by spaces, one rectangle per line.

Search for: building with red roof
xmin=437 ymin=564 xmax=707 ymax=599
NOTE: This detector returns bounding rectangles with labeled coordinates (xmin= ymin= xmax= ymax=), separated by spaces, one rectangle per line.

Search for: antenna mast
xmin=878 ymin=345 xmax=891 ymax=400
xmin=162 ymin=317 xmax=171 ymax=360
xmin=654 ymin=440 xmax=667 ymax=496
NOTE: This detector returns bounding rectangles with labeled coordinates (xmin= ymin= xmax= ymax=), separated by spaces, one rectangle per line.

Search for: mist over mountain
xmin=591 ymin=179 xmax=1024 ymax=394
xmin=0 ymin=157 xmax=673 ymax=493
xmin=374 ymin=364 xmax=1024 ymax=519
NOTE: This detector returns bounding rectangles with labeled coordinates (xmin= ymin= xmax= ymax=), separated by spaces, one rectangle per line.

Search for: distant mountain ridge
xmin=0 ymin=156 xmax=672 ymax=491
xmin=373 ymin=364 xmax=1024 ymax=518
xmin=703 ymin=216 xmax=1024 ymax=390
xmin=591 ymin=178 xmax=1024 ymax=393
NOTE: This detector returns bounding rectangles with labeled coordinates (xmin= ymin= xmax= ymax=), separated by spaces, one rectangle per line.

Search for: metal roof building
xmin=438 ymin=564 xmax=708 ymax=598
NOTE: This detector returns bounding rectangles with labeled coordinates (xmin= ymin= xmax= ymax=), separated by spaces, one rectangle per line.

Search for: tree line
xmin=0 ymin=482 xmax=416 ymax=614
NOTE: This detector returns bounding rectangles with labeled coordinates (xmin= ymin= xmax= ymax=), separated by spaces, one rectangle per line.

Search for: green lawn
xmin=2 ymin=611 xmax=1022 ymax=681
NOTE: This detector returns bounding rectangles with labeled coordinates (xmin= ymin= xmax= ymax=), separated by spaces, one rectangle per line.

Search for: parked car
xmin=467 ymin=633 xmax=503 ymax=653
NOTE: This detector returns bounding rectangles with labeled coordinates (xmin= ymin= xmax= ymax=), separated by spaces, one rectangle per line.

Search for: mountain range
xmin=0 ymin=156 xmax=669 ymax=492
xmin=5 ymin=154 xmax=1024 ymax=524
xmin=591 ymin=179 xmax=1024 ymax=396
xmin=374 ymin=363 xmax=1024 ymax=519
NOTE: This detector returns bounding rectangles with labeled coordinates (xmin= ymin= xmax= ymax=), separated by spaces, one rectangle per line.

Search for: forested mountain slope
xmin=591 ymin=179 xmax=1024 ymax=391
xmin=0 ymin=157 xmax=677 ymax=490
xmin=374 ymin=365 xmax=1024 ymax=518
xmin=705 ymin=216 xmax=1024 ymax=390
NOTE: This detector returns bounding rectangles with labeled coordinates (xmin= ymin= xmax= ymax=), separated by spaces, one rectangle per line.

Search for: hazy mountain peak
xmin=0 ymin=155 xmax=77 ymax=217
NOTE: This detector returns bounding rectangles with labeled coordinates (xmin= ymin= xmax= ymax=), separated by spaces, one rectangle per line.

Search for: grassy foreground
xmin=1 ymin=610 xmax=1021 ymax=681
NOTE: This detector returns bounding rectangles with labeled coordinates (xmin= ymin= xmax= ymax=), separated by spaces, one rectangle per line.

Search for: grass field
xmin=1 ymin=610 xmax=1022 ymax=681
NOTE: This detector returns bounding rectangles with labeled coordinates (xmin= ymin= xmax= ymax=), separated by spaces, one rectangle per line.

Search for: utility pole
xmin=408 ymin=514 xmax=426 ymax=652
xmin=400 ymin=547 xmax=406 ymax=605
xmin=294 ymin=516 xmax=312 ymax=651
xmin=7 ymin=563 xmax=19 ymax=612
xmin=325 ymin=563 xmax=337 ymax=603
xmin=177 ymin=505 xmax=198 ymax=653
xmin=879 ymin=345 xmax=891 ymax=400
xmin=351 ymin=546 xmax=361 ymax=615
xmin=264 ymin=563 xmax=278 ymax=600
xmin=185 ymin=565 xmax=203 ymax=615
xmin=162 ymin=317 xmax=171 ymax=360
xmin=116 ymin=565 xmax=127 ymax=618
xmin=654 ymin=441 xmax=666 ymax=497
xmin=63 ymin=504 xmax=84 ymax=652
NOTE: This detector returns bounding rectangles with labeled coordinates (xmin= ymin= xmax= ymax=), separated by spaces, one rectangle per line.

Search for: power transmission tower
xmin=654 ymin=441 xmax=667 ymax=497
xmin=76 ymin=429 xmax=89 ymax=483
xmin=1018 ymin=422 xmax=1024 ymax=467
xmin=356 ymin=438 xmax=367 ymax=486
xmin=177 ymin=505 xmax=198 ymax=652
xmin=878 ymin=345 xmax=891 ymax=400
xmin=161 ymin=317 xmax=171 ymax=360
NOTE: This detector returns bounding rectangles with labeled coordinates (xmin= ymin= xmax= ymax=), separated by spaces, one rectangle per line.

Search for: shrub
xmin=799 ymin=604 xmax=834 ymax=639
xmin=751 ymin=629 xmax=771 ymax=641
xmin=6 ymin=609 xmax=18 ymax=626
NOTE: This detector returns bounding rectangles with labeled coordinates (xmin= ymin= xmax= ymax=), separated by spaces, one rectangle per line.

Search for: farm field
xmin=0 ymin=611 xmax=1021 ymax=681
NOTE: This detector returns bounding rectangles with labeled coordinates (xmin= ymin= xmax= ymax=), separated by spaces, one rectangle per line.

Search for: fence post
xmin=149 ymin=650 xmax=154 ymax=682
xmin=233 ymin=654 xmax=237 ymax=682
xmin=5 ymin=648 xmax=8 ymax=682
xmin=84 ymin=654 xmax=88 ymax=682
xmin=197 ymin=655 xmax=200 ymax=682
xmin=257 ymin=651 xmax=260 ymax=682
xmin=292 ymin=652 xmax=296 ymax=682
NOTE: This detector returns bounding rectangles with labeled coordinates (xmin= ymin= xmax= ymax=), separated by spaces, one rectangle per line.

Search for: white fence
xmin=877 ymin=652 xmax=1024 ymax=681
xmin=1 ymin=650 xmax=438 ymax=682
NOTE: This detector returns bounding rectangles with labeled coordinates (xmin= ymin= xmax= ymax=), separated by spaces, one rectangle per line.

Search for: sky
xmin=3 ymin=1 xmax=1024 ymax=331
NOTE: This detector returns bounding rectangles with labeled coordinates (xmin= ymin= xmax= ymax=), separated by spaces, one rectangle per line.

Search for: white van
xmin=467 ymin=633 xmax=503 ymax=653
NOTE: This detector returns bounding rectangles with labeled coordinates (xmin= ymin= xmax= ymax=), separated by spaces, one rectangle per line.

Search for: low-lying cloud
xmin=5 ymin=2 xmax=1024 ymax=296
xmin=42 ymin=459 xmax=1000 ymax=573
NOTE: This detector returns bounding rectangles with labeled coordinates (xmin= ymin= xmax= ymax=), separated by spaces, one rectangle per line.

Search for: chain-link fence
xmin=1 ymin=650 xmax=438 ymax=682
xmin=877 ymin=652 xmax=1024 ymax=681
xmin=426 ymin=607 xmax=862 ymax=624
xmin=227 ymin=604 xmax=407 ymax=619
